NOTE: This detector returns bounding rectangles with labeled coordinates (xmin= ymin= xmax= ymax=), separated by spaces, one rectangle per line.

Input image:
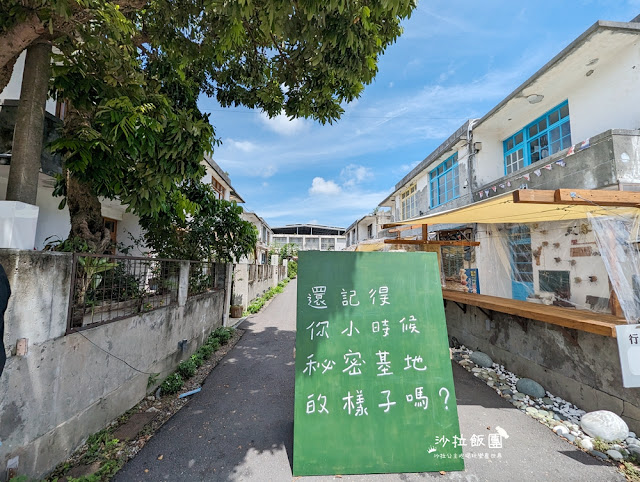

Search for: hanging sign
xmin=293 ymin=251 xmax=464 ymax=476
xmin=616 ymin=324 xmax=640 ymax=388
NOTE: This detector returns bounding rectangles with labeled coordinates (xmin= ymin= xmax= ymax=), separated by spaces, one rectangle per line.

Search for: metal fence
xmin=66 ymin=254 xmax=226 ymax=334
xmin=188 ymin=261 xmax=226 ymax=297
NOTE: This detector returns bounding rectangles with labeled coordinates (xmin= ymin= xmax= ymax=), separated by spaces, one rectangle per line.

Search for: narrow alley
xmin=114 ymin=280 xmax=622 ymax=481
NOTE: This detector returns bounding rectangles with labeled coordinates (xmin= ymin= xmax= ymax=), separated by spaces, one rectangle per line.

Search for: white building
xmin=379 ymin=16 xmax=640 ymax=310
xmin=344 ymin=211 xmax=393 ymax=248
xmin=240 ymin=211 xmax=273 ymax=264
xmin=272 ymin=224 xmax=346 ymax=251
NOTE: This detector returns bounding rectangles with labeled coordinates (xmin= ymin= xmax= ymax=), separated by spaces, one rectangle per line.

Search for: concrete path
xmin=115 ymin=279 xmax=623 ymax=482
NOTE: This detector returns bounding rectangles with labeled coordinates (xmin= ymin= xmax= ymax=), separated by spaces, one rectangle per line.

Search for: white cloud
xmin=225 ymin=138 xmax=258 ymax=152
xmin=309 ymin=177 xmax=342 ymax=196
xmin=258 ymin=112 xmax=308 ymax=136
xmin=396 ymin=160 xmax=420 ymax=174
xmin=341 ymin=164 xmax=373 ymax=187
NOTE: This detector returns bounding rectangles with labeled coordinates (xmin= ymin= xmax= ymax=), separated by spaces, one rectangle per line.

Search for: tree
xmin=2 ymin=0 xmax=417 ymax=250
xmin=139 ymin=181 xmax=257 ymax=262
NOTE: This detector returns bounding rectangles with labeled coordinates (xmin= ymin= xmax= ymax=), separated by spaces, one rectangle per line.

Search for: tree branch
xmin=0 ymin=13 xmax=45 ymax=73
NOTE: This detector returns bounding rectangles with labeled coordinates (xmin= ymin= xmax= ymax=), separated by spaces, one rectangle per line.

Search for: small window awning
xmin=390 ymin=189 xmax=640 ymax=227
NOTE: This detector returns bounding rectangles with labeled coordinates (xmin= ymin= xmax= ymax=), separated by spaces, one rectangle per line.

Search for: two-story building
xmin=379 ymin=16 xmax=640 ymax=312
xmin=240 ymin=211 xmax=273 ymax=264
xmin=344 ymin=210 xmax=393 ymax=249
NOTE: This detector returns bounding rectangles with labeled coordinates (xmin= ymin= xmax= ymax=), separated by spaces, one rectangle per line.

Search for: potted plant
xmin=230 ymin=293 xmax=243 ymax=318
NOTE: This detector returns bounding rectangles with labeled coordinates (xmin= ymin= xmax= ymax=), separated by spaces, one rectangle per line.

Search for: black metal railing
xmin=66 ymin=254 xmax=181 ymax=334
xmin=188 ymin=261 xmax=225 ymax=297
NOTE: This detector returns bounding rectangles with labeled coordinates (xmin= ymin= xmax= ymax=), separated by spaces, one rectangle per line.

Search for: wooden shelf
xmin=442 ymin=289 xmax=627 ymax=337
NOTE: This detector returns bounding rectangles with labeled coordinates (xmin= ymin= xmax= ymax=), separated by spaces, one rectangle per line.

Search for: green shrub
xmin=207 ymin=338 xmax=220 ymax=351
xmin=191 ymin=352 xmax=204 ymax=368
xmin=161 ymin=373 xmax=183 ymax=394
xmin=287 ymin=261 xmax=297 ymax=278
xmin=199 ymin=344 xmax=214 ymax=359
xmin=214 ymin=326 xmax=233 ymax=343
xmin=177 ymin=359 xmax=197 ymax=379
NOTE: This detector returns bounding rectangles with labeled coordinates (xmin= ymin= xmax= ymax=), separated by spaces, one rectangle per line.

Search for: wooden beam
xmin=442 ymin=290 xmax=625 ymax=337
xmin=512 ymin=189 xmax=557 ymax=204
xmin=384 ymin=239 xmax=480 ymax=246
xmin=554 ymin=189 xmax=640 ymax=207
xmin=513 ymin=188 xmax=640 ymax=207
xmin=421 ymin=224 xmax=428 ymax=240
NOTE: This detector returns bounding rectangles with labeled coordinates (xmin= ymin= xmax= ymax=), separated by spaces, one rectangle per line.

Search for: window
xmin=429 ymin=153 xmax=459 ymax=208
xmin=321 ymin=238 xmax=336 ymax=251
xmin=401 ymin=184 xmax=417 ymax=220
xmin=305 ymin=238 xmax=319 ymax=250
xmin=212 ymin=177 xmax=226 ymax=199
xmin=367 ymin=224 xmax=373 ymax=239
xmin=504 ymin=101 xmax=571 ymax=175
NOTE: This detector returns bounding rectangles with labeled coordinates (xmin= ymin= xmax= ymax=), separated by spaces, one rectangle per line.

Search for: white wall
xmin=473 ymin=37 xmax=640 ymax=187
xmin=1 ymin=51 xmax=57 ymax=114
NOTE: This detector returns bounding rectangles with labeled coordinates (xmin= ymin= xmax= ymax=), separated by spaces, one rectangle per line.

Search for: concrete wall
xmin=445 ymin=304 xmax=640 ymax=434
xmin=470 ymin=130 xmax=640 ymax=200
xmin=0 ymin=250 xmax=227 ymax=479
xmin=233 ymin=262 xmax=287 ymax=309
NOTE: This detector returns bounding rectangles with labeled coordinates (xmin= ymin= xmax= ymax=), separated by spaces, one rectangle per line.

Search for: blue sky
xmin=198 ymin=1 xmax=640 ymax=229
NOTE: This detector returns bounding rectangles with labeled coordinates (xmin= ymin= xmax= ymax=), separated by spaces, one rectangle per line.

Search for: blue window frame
xmin=429 ymin=153 xmax=459 ymax=208
xmin=503 ymin=101 xmax=571 ymax=175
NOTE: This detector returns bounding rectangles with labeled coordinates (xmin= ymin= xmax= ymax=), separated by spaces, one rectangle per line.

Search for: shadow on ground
xmin=114 ymin=287 xmax=297 ymax=482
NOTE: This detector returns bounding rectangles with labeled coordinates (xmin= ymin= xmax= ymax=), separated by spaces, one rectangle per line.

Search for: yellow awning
xmin=397 ymin=191 xmax=639 ymax=226
xmin=355 ymin=242 xmax=386 ymax=252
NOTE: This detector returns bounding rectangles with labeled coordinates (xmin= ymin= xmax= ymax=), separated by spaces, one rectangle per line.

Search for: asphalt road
xmin=115 ymin=279 xmax=623 ymax=482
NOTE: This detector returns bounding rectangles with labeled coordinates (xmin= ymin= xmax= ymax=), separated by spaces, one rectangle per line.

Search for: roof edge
xmin=474 ymin=20 xmax=640 ymax=130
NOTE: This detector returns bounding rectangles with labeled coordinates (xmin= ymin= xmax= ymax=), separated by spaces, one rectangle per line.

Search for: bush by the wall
xmin=160 ymin=373 xmax=184 ymax=394
xmin=177 ymin=359 xmax=197 ymax=379
xmin=159 ymin=326 xmax=235 ymax=396
xmin=287 ymin=261 xmax=297 ymax=278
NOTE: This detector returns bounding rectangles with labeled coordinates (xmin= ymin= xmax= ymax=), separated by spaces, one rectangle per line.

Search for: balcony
xmin=473 ymin=129 xmax=640 ymax=200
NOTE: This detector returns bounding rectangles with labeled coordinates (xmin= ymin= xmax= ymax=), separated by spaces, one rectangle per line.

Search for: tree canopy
xmin=1 ymin=0 xmax=416 ymax=253
xmin=140 ymin=181 xmax=257 ymax=262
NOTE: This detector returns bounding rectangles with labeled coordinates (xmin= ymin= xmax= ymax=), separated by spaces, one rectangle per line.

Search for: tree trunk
xmin=6 ymin=42 xmax=51 ymax=205
xmin=66 ymin=172 xmax=111 ymax=253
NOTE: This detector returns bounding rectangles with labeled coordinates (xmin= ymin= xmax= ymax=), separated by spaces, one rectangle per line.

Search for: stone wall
xmin=0 ymin=250 xmax=227 ymax=479
xmin=445 ymin=303 xmax=640 ymax=433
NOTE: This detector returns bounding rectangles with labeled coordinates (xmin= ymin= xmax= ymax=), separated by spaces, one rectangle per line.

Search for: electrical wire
xmin=76 ymin=331 xmax=157 ymax=375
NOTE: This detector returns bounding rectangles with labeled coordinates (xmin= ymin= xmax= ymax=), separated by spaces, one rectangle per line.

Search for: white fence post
xmin=178 ymin=261 xmax=190 ymax=307
xmin=223 ymin=263 xmax=233 ymax=327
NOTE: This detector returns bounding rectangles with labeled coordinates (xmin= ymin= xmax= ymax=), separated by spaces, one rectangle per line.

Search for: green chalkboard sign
xmin=293 ymin=251 xmax=464 ymax=476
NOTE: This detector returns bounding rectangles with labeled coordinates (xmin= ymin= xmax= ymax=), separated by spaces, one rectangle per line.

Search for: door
xmin=509 ymin=225 xmax=533 ymax=300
